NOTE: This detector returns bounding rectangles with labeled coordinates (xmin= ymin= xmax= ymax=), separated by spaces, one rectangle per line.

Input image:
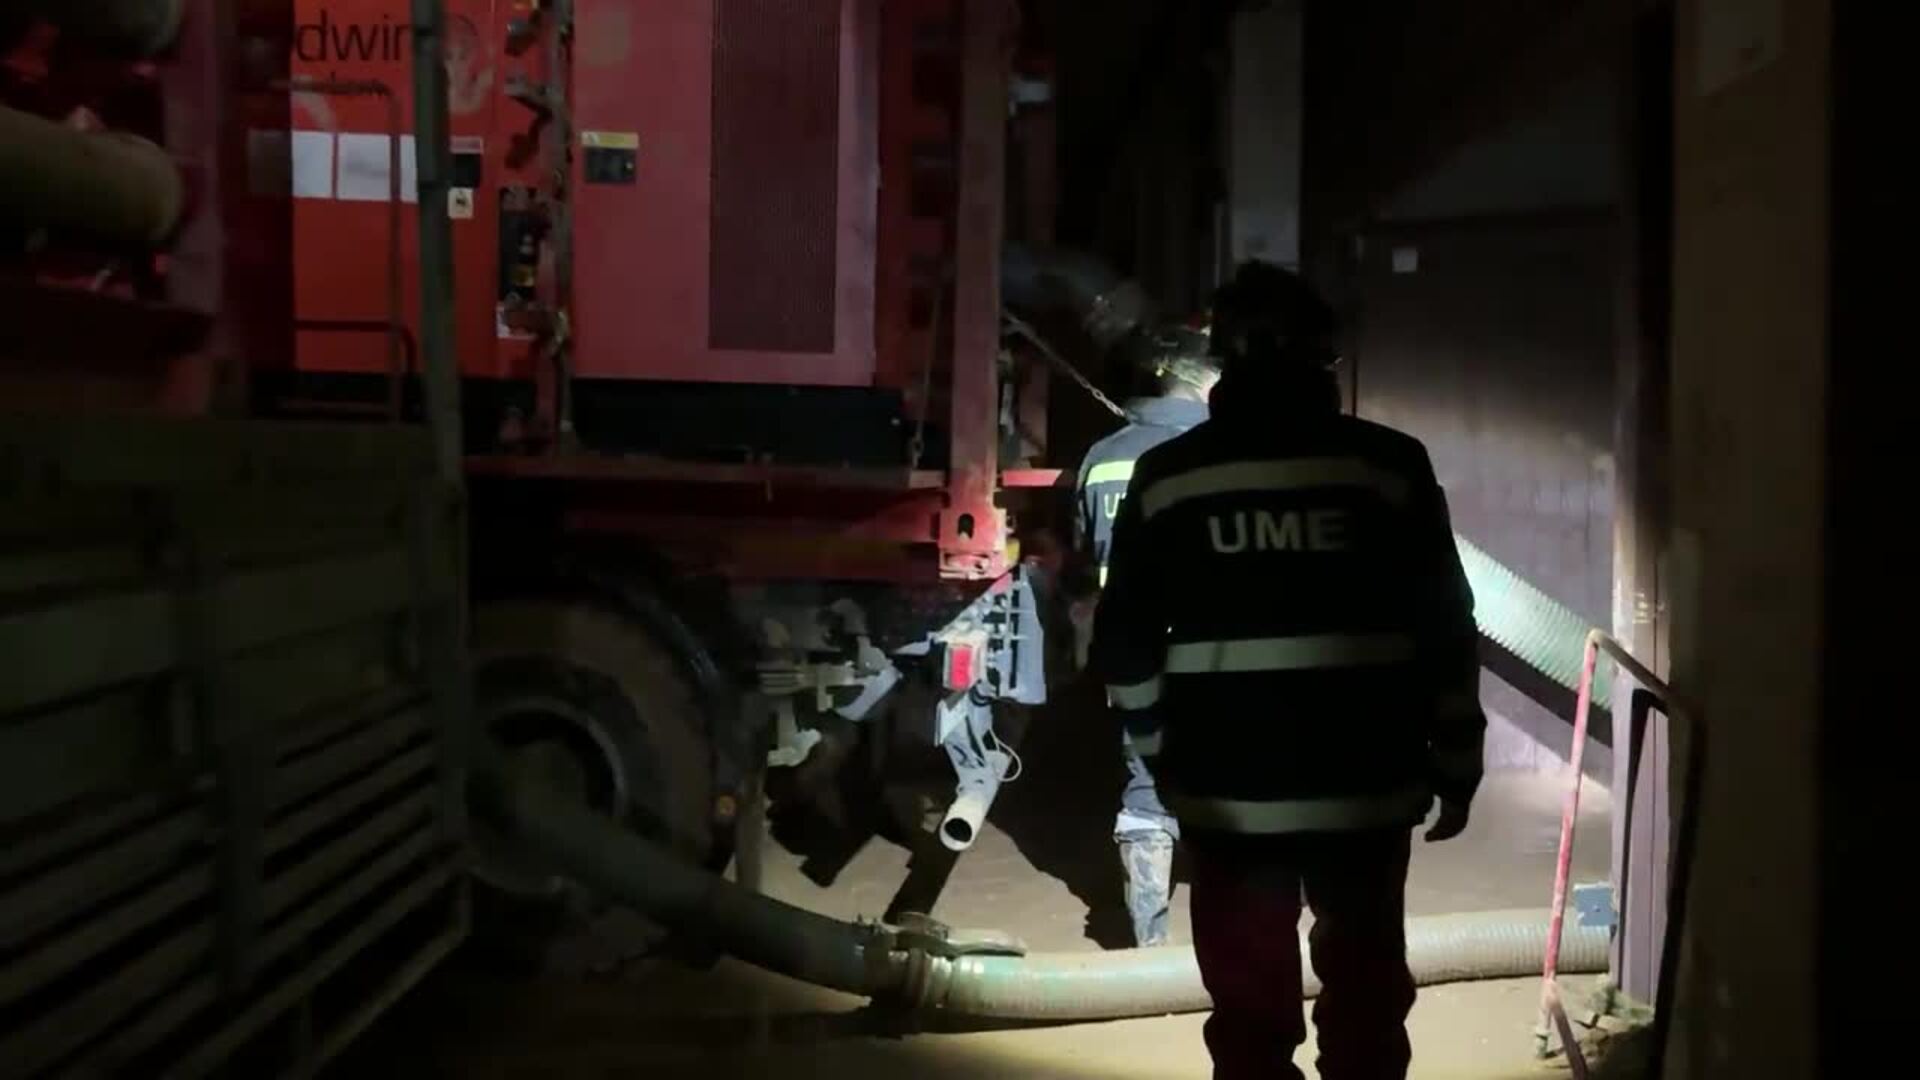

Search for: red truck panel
xmin=569 ymin=0 xmax=879 ymax=386
xmin=289 ymin=0 xmax=538 ymax=380
xmin=271 ymin=0 xmax=1015 ymax=585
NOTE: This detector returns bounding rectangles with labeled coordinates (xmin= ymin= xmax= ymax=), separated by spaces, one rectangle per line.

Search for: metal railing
xmin=1539 ymin=628 xmax=1704 ymax=1080
xmin=288 ymin=319 xmax=421 ymax=422
xmin=282 ymin=76 xmax=408 ymax=418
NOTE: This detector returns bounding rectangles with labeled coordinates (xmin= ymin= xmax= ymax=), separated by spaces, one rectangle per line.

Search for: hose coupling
xmin=862 ymin=913 xmax=1026 ymax=1010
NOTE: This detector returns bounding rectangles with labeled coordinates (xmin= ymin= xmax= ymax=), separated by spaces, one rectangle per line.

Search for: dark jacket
xmin=1089 ymin=371 xmax=1484 ymax=838
xmin=1075 ymin=396 xmax=1211 ymax=582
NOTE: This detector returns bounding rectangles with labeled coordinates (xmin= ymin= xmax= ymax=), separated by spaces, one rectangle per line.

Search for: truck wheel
xmin=469 ymin=598 xmax=718 ymax=971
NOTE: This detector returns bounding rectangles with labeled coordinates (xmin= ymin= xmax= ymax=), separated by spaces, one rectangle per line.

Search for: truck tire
xmin=468 ymin=597 xmax=719 ymax=973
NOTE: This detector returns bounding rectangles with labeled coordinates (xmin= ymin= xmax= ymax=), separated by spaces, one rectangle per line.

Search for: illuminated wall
xmin=1353 ymin=216 xmax=1618 ymax=774
xmin=1350 ymin=76 xmax=1621 ymax=775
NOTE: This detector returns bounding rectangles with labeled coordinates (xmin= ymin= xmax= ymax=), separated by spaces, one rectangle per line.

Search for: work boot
xmin=1118 ymin=831 xmax=1175 ymax=947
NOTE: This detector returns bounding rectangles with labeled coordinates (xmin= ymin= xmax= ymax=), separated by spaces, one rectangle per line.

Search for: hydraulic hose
xmin=1456 ymin=535 xmax=1614 ymax=710
xmin=473 ymin=767 xmax=1610 ymax=1020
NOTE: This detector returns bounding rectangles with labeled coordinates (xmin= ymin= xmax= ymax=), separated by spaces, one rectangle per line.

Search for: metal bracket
xmin=834 ymin=653 xmax=901 ymax=722
xmin=887 ymin=912 xmax=1027 ymax=959
xmin=756 ymin=645 xmax=899 ymax=718
xmin=1572 ymin=881 xmax=1616 ymax=930
xmin=505 ymin=75 xmax=559 ymax=117
xmin=757 ymin=606 xmax=901 ymax=722
xmin=933 ymin=692 xmax=976 ymax=748
xmin=937 ymin=500 xmax=1009 ymax=581
xmin=922 ymin=566 xmax=1047 ymax=715
xmin=765 ymin=699 xmax=823 ymax=769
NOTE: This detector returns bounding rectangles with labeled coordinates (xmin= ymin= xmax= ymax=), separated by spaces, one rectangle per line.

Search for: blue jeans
xmin=1116 ymin=735 xmax=1178 ymax=946
xmin=1115 ymin=739 xmax=1179 ymax=840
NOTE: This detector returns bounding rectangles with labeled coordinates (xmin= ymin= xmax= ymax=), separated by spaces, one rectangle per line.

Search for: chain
xmin=1002 ymin=311 xmax=1127 ymax=420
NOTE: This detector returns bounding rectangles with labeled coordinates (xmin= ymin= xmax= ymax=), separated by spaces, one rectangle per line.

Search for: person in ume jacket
xmin=1090 ymin=261 xmax=1484 ymax=1080
xmin=1071 ymin=324 xmax=1221 ymax=948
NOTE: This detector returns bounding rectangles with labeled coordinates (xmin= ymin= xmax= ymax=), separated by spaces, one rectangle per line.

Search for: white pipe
xmin=940 ymin=777 xmax=1002 ymax=852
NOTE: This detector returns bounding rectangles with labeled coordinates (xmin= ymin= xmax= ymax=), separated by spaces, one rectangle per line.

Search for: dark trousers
xmin=1189 ymin=830 xmax=1416 ymax=1080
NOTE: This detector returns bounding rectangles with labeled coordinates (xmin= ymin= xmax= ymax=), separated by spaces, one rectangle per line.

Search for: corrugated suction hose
xmin=1456 ymin=534 xmax=1614 ymax=709
xmin=472 ymin=768 xmax=1610 ymax=1021
xmin=472 ymin=764 xmax=875 ymax=994
xmin=0 ymin=106 xmax=185 ymax=247
xmin=908 ymin=909 xmax=1607 ymax=1021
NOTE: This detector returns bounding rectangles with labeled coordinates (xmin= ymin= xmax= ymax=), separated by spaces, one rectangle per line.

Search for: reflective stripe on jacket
xmin=1075 ymin=397 xmax=1210 ymax=583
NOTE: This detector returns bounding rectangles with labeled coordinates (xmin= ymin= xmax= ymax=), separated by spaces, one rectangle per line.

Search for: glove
xmin=1424 ymin=799 xmax=1470 ymax=843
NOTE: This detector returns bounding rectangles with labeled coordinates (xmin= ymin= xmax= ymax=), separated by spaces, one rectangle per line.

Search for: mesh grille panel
xmin=709 ymin=0 xmax=841 ymax=353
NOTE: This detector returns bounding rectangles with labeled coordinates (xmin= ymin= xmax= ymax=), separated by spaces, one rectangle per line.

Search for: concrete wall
xmin=1666 ymin=0 xmax=1826 ymax=1074
xmin=1348 ymin=75 xmax=1621 ymax=776
xmin=1046 ymin=0 xmax=1227 ymax=313
xmin=1225 ymin=1 xmax=1303 ymax=269
xmin=1608 ymin=8 xmax=1675 ymax=1005
xmin=1381 ymin=74 xmax=1619 ymax=221
xmin=1301 ymin=0 xmax=1638 ymax=239
xmin=1352 ymin=217 xmax=1617 ymax=776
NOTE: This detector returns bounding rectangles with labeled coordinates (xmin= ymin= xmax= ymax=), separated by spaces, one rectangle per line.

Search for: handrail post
xmin=409 ymin=0 xmax=463 ymax=485
xmin=1539 ymin=628 xmax=1692 ymax=1077
xmin=1538 ymin=631 xmax=1600 ymax=1075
